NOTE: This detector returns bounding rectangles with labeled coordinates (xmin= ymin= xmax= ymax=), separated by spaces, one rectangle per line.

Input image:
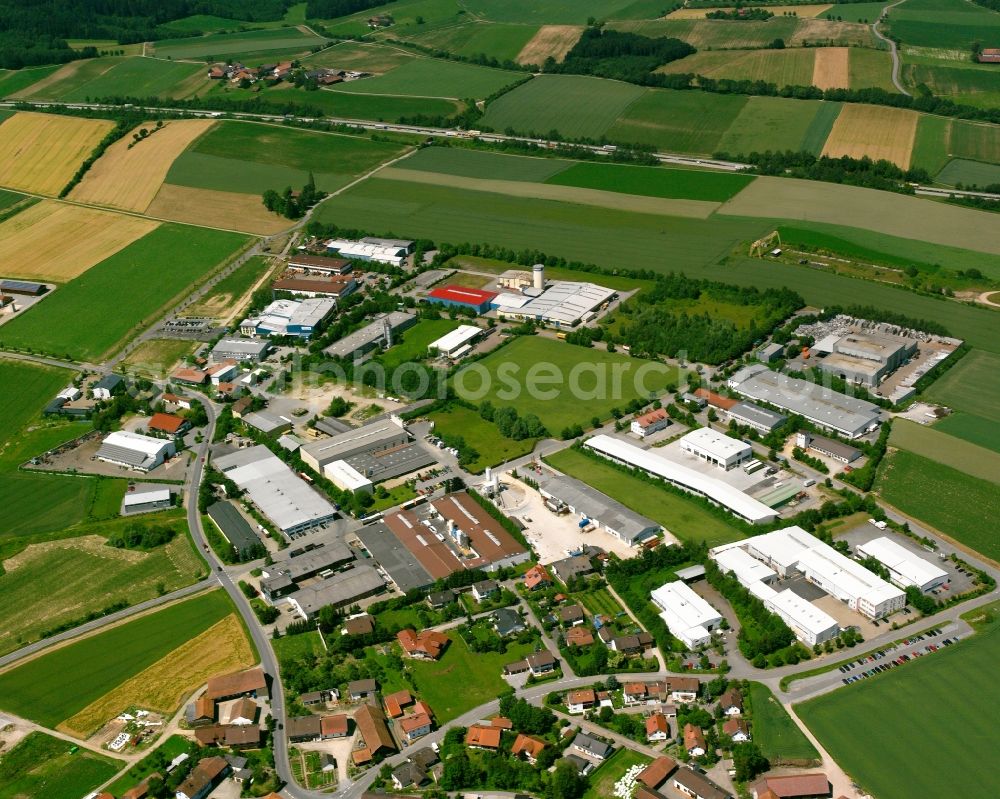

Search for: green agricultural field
xmin=481 ymin=75 xmax=646 ymax=140
xmin=304 ymin=41 xmax=416 ymax=72
xmin=378 ymin=317 xmax=462 ymax=368
xmin=0 ymin=510 xmax=205 ymax=657
xmin=0 ymin=188 xmax=24 ymax=210
xmin=608 ymin=88 xmax=749 ymax=154
xmin=889 ymin=419 xmax=1000 ymax=485
xmin=446 ymin=254 xmax=654 ymax=292
xmin=716 ymin=96 xmax=831 ymax=156
xmin=183 ymin=255 xmax=272 ymax=318
xmin=395 ymin=146 xmax=573 ymax=181
xmin=332 ymin=57 xmax=519 ymax=99
xmin=0 ymin=731 xmax=122 ymax=799
xmin=49 ymin=57 xmax=205 ymax=102
xmin=748 ymin=683 xmax=819 ymax=765
xmin=14 ymin=56 xmax=128 ymax=99
xmin=829 ymin=1 xmax=888 ymax=22
xmin=933 ymin=412 xmax=1000 ymax=454
xmin=0 ymin=224 xmax=249 ymax=361
xmin=848 ymin=48 xmax=895 ymax=92
xmin=574 ymin=585 xmax=624 ymax=617
xmin=904 ymin=60 xmax=1000 ymax=110
xmin=702 ymin=256 xmax=1000 ymax=354
xmin=582 ymin=749 xmax=650 ymax=799
xmin=936 ymin=158 xmax=1000 ymax=187
xmin=949 ymin=119 xmax=1000 ymax=165
xmin=166 ymin=120 xmax=407 ymax=195
xmin=545 ymin=447 xmax=746 ymax=547
xmin=798 ymin=618 xmax=1000 ymax=799
xmin=425 ymin=405 xmax=536 ymax=473
xmin=0 ymin=590 xmax=237 ymax=728
xmin=876 ymin=449 xmax=1000 ymax=562
xmin=611 ymin=17 xmax=803 ymax=50
xmin=462 ymin=0 xmax=661 ymax=23
xmin=316 ymin=177 xmax=769 ymax=274
xmin=659 ymin=48 xmax=815 ymax=89
xmin=405 ymin=22 xmax=538 ymax=62
xmin=910 ymin=115 xmax=951 ymax=175
xmin=545 ymin=161 xmax=754 ymax=202
xmin=407 ymin=633 xmax=536 ymax=722
xmin=0 ymin=65 xmax=61 ymax=97
xmin=886 ymin=0 xmax=1000 ymax=50
xmin=152 ymin=27 xmax=325 ymax=59
xmin=452 ymin=336 xmax=680 ymax=432
xmin=925 ymin=350 xmax=1000 ymax=421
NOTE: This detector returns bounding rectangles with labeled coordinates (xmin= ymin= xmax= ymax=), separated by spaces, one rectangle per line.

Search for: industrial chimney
xmin=532 ymin=263 xmax=545 ymax=291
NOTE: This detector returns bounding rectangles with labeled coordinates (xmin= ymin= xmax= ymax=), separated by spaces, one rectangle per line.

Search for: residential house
xmin=343 ymin=614 xmax=375 ymax=636
xmin=567 ymin=689 xmax=597 ymax=714
xmin=148 ymin=412 xmax=189 ymax=436
xmin=398 ymin=710 xmax=433 ymax=743
xmin=175 ymin=757 xmax=229 ymax=799
xmin=609 ymin=632 xmax=654 ymax=655
xmin=426 ymin=589 xmax=455 ymax=609
xmin=665 ymin=677 xmax=701 ymax=703
xmin=720 ymin=688 xmax=743 ymax=716
xmin=321 ymin=714 xmax=349 ymax=739
xmin=465 ymin=724 xmax=501 ymax=751
xmin=492 ymin=607 xmax=526 ymax=637
xmin=523 ymin=564 xmax=551 ymax=591
xmin=391 ymin=762 xmax=427 ymax=790
xmin=723 ymin=718 xmax=750 ymax=743
xmin=571 ymin=732 xmax=612 ymax=761
xmin=471 ymin=579 xmax=499 ymax=602
xmin=225 ymin=726 xmax=261 ymax=749
xmin=287 ymin=715 xmax=322 ymax=742
xmin=162 ymin=392 xmax=192 ymax=411
xmin=172 ymin=367 xmax=207 ymax=385
xmin=490 ymin=716 xmax=513 ymax=731
xmin=566 ymin=626 xmax=594 ymax=647
xmin=558 ymin=605 xmax=585 ymax=627
xmin=750 ymin=774 xmax=830 ymax=799
xmin=397 ymin=628 xmax=449 ymax=660
xmin=511 ymin=734 xmax=547 ymax=764
xmin=348 ymin=679 xmax=377 ymax=701
xmin=549 ymin=554 xmax=595 ymax=585
xmin=300 ymin=689 xmax=337 ymax=707
xmin=384 ymin=689 xmax=413 ymax=719
xmin=526 ymin=649 xmax=557 ymax=675
xmin=646 ymin=713 xmax=670 ymax=742
xmin=638 ymin=756 xmax=678 ymax=791
xmin=684 ymin=724 xmax=707 ymax=757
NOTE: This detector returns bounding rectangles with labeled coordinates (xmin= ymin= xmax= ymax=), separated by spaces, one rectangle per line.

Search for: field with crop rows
xmin=152 ymin=26 xmax=325 ymax=59
xmin=886 ymin=0 xmax=1000 ymax=50
xmin=888 ymin=419 xmax=1000 ymax=485
xmin=937 ymin=159 xmax=1000 ymax=187
xmin=948 ymin=120 xmax=1000 ymax=165
xmin=658 ymin=48 xmax=816 ymax=88
xmin=933 ymin=413 xmax=1000 ymax=454
xmin=332 ymin=56 xmax=519 ymax=99
xmin=821 ymin=103 xmax=917 ymax=167
xmin=924 ymin=350 xmax=1000 ymax=421
xmin=716 ymin=96 xmax=837 ymax=156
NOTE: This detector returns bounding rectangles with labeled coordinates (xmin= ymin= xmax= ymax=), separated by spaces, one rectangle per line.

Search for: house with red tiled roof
xmin=750 ymin=773 xmax=830 ymax=799
xmin=511 ymin=733 xmax=547 ymax=764
xmin=148 ymin=412 xmax=189 ymax=436
xmin=465 ymin=724 xmax=501 ymax=750
xmin=646 ymin=712 xmax=669 ymax=742
xmin=684 ymin=723 xmax=707 ymax=756
xmin=523 ymin=564 xmax=551 ymax=591
xmin=397 ymin=629 xmax=449 ymax=660
xmin=723 ymin=718 xmax=750 ymax=743
xmin=384 ymin=689 xmax=413 ymax=718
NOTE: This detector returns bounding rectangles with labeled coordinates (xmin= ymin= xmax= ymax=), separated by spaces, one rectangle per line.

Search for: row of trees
xmin=551 ymin=27 xmax=695 ymax=85
xmin=261 ymin=173 xmax=326 ymax=219
xmin=478 ymin=400 xmax=547 ymax=440
xmin=107 ymin=521 xmax=178 ymax=549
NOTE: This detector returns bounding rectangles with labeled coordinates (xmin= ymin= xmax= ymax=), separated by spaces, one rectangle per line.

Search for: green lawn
xmin=748 ymin=682 xmax=819 ymax=765
xmin=0 ymin=590 xmax=237 ymax=728
xmin=407 ymin=633 xmax=536 ymax=722
xmin=452 ymin=336 xmax=681 ymax=432
xmin=0 ymin=731 xmax=123 ymax=799
xmin=933 ymin=412 xmax=1000 ymax=454
xmin=481 ymin=75 xmax=646 ymax=140
xmin=925 ymin=350 xmax=1000 ymax=422
xmin=545 ymin=161 xmax=754 ymax=202
xmin=876 ymin=449 xmax=1000 ymax=563
xmin=426 ymin=405 xmax=536 ymax=473
xmin=332 ymin=56 xmax=519 ymax=99
xmin=889 ymin=419 xmax=1000 ymax=486
xmin=153 ymin=27 xmax=325 ymax=59
xmin=377 ymin=317 xmax=462 ymax=369
xmin=273 ymin=630 xmax=325 ymax=670
xmin=396 ymin=146 xmax=573 ymax=182
xmin=798 ymin=619 xmax=1000 ymax=799
xmin=0 ymin=224 xmax=249 ymax=360
xmin=317 ymin=177 xmax=768 ymax=274
xmin=582 ymin=748 xmax=650 ymax=799
xmin=166 ymin=120 xmax=407 ymax=195
xmin=183 ymin=254 xmax=271 ymax=318
xmin=545 ymin=447 xmax=746 ymax=547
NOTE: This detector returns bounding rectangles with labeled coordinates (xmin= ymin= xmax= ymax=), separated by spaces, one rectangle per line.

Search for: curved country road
xmin=872 ymin=0 xmax=911 ymax=96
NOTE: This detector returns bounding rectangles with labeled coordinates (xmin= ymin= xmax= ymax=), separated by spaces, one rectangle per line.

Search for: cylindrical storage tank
xmin=532 ymin=263 xmax=545 ymax=291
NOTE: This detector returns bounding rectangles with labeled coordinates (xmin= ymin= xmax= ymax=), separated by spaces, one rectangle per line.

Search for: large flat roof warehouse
xmin=324 ymin=311 xmax=416 ymax=359
xmin=536 ymin=472 xmax=661 ymax=545
xmin=288 ymin=253 xmax=352 ymax=273
xmin=299 ymin=419 xmax=409 ymax=471
xmin=753 ymin=582 xmax=840 ymax=645
xmin=727 ymin=401 xmax=786 ymax=432
xmin=650 ymin=581 xmax=723 ymax=649
xmin=240 ymin=297 xmax=336 ymax=338
xmin=286 ymin=564 xmax=385 ymax=619
xmin=714 ymin=545 xmax=777 ymax=587
xmin=426 ymin=285 xmax=498 ymax=312
xmin=727 ymin=364 xmax=881 ymax=439
xmin=493 ymin=281 xmax=616 ymax=327
xmin=213 ymin=445 xmax=338 ymax=537
xmin=355 ymin=521 xmax=434 ymax=593
xmin=324 ymin=459 xmax=373 ymax=494
xmin=855 ymin=536 xmax=948 ymax=591
xmin=584 ymin=434 xmax=777 ymax=525
xmin=430 ymin=324 xmax=482 ymax=356
xmin=679 ymin=428 xmax=752 ymax=470
xmin=210 ymin=338 xmax=270 ymax=362
xmin=96 ymin=430 xmax=175 ymax=471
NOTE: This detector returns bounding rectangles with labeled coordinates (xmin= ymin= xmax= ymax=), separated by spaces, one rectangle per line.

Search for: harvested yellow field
xmin=0 ymin=201 xmax=158 ymax=282
xmin=0 ymin=112 xmax=115 ymax=196
xmin=59 ymin=613 xmax=255 ymax=738
xmin=790 ymin=18 xmax=875 ymax=47
xmin=70 ymin=119 xmax=216 ymax=212
xmin=821 ymin=104 xmax=918 ymax=167
xmin=813 ymin=46 xmax=849 ymax=89
xmin=667 ymin=4 xmax=832 ymax=17
xmin=146 ymin=184 xmax=294 ymax=235
xmin=516 ymin=25 xmax=584 ymax=65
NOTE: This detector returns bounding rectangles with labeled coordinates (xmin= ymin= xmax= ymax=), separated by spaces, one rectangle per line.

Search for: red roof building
xmin=397 ymin=629 xmax=449 ymax=660
xmin=524 ymin=564 xmax=551 ymax=591
xmin=172 ymin=367 xmax=207 ymax=385
xmin=465 ymin=724 xmax=501 ymax=750
xmin=694 ymin=387 xmax=739 ymax=411
xmin=384 ymin=689 xmax=413 ymax=718
xmin=148 ymin=412 xmax=188 ymax=435
xmin=426 ymin=285 xmax=497 ymax=314
xmin=978 ymin=48 xmax=1000 ymax=63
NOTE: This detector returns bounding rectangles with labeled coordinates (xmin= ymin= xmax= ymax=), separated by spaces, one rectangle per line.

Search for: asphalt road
xmin=872 ymin=0 xmax=911 ymax=96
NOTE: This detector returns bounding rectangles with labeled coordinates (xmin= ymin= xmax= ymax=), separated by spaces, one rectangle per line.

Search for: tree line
xmin=547 ymin=26 xmax=695 ymax=85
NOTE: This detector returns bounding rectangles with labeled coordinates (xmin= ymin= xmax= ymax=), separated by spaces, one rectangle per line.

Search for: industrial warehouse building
xmin=207 ymin=501 xmax=262 ymax=559
xmin=728 ymin=364 xmax=881 ymax=439
xmin=429 ymin=324 xmax=482 ymax=358
xmin=324 ymin=459 xmax=373 ymax=495
xmin=122 ymin=485 xmax=173 ymax=514
xmin=536 ymin=472 xmax=661 ymax=546
xmin=288 ymin=253 xmax=353 ymax=274
xmin=97 ymin=431 xmax=175 ymax=472
xmin=744 ymin=526 xmax=905 ymax=618
xmin=324 ymin=311 xmax=416 ymax=360
xmin=286 ymin=564 xmax=385 ymax=620
xmin=679 ymin=428 xmax=753 ymax=471
xmin=814 ymin=330 xmax=917 ymax=387
xmin=356 ymin=492 xmax=529 ymax=593
xmin=326 ymin=237 xmax=413 ymax=267
xmin=210 ymin=339 xmax=270 ymax=363
xmin=214 ymin=445 xmax=338 ymax=538
xmin=492 ymin=281 xmax=616 ymax=328
xmin=796 ymin=431 xmax=863 ymax=464
xmin=726 ymin=401 xmax=786 ymax=434
xmin=855 ymin=536 xmax=948 ymax=592
xmin=240 ymin=297 xmax=336 ymax=339
xmin=272 ymin=274 xmax=357 ymax=299
xmin=300 ymin=418 xmax=433 ymax=485
xmin=260 ymin=541 xmax=356 ymax=600
xmin=0 ymin=279 xmax=47 ymax=295
xmin=585 ymin=435 xmax=776 ymax=525
xmin=426 ymin=285 xmax=497 ymax=314
xmin=650 ymin=581 xmax=724 ymax=649
xmin=242 ymin=410 xmax=293 ymax=437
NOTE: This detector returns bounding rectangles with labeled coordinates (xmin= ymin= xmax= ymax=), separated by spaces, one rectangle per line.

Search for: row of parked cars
xmin=839 ymin=629 xmax=959 ymax=684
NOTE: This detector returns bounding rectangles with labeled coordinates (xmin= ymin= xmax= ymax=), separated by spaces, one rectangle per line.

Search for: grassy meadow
xmin=331 ymin=56 xmax=520 ymax=99
xmin=924 ymin=350 xmax=1000 ymax=421
xmin=425 ymin=405 xmax=536 ymax=473
xmin=748 ymin=682 xmax=820 ymax=764
xmin=888 ymin=420 xmax=1000 ymax=486
xmin=0 ymin=731 xmax=122 ymax=799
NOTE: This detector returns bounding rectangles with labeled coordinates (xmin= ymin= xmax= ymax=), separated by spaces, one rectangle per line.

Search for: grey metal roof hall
xmin=538 ymin=472 xmax=660 ymax=544
xmin=207 ymin=501 xmax=262 ymax=557
xmin=355 ymin=521 xmax=434 ymax=594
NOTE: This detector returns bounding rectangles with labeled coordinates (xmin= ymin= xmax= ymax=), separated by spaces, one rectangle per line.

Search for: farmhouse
xmin=92 ymin=373 xmax=123 ymax=400
xmin=537 ymin=471 xmax=661 ymax=546
xmin=651 ymin=581 xmax=724 ymax=649
xmin=213 ymin=445 xmax=338 ymax=537
xmin=324 ymin=311 xmax=417 ymax=360
xmin=750 ymin=773 xmax=830 ymax=798
xmin=855 ymin=536 xmax=948 ymax=591
xmin=631 ymin=407 xmax=671 ymax=438
xmin=205 ymin=668 xmax=268 ymax=702
xmin=978 ymin=48 xmax=1000 ymax=63
xmin=429 ymin=324 xmax=482 ymax=358
xmin=352 ymin=702 xmax=397 ymax=764
xmin=211 ymin=338 xmax=270 ymax=363
xmin=287 ymin=715 xmax=322 ymax=742
xmin=728 ymin=364 xmax=881 ymax=439
xmin=673 ymin=767 xmax=733 ymax=799
xmin=348 ymin=679 xmax=377 ymax=701
xmin=585 ymin=435 xmax=777 ymax=525
xmin=426 ymin=285 xmax=497 ymax=315
xmin=322 ymin=714 xmax=349 ymax=739
xmin=175 ymin=756 xmax=229 ymax=799
xmin=727 ymin=401 xmax=786 ymax=434
xmin=96 ymin=430 xmax=175 ymax=472
xmin=0 ymin=278 xmax=46 ymax=296
xmin=639 ymin=756 xmax=679 ymax=790
xmin=240 ymin=297 xmax=336 ymax=339
xmin=679 ymin=428 xmax=753 ymax=471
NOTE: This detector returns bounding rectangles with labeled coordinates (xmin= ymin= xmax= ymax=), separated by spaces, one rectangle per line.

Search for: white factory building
xmin=855 ymin=536 xmax=948 ymax=592
xmin=651 ymin=581 xmax=724 ymax=650
xmin=714 ymin=546 xmax=778 ymax=587
xmin=323 ymin=459 xmax=373 ymax=495
xmin=429 ymin=324 xmax=482 ymax=358
xmin=491 ymin=264 xmax=617 ymax=328
xmin=325 ymin=237 xmax=412 ymax=267
xmin=214 ymin=445 xmax=338 ymax=537
xmin=744 ymin=526 xmax=905 ymax=618
xmin=679 ymin=428 xmax=753 ymax=470
xmin=584 ymin=435 xmax=777 ymax=525
xmin=96 ymin=431 xmax=175 ymax=472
